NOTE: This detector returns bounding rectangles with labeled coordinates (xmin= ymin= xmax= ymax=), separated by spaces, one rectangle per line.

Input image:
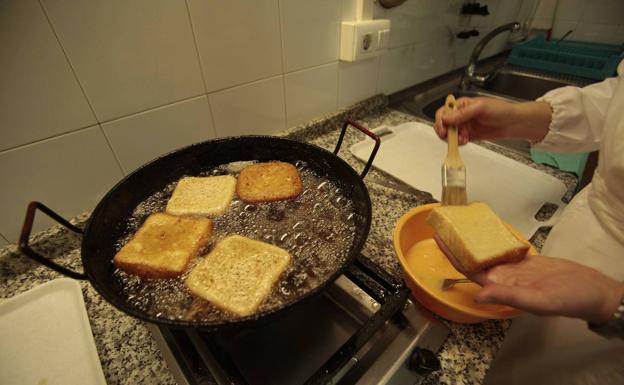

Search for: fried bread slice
xmin=427 ymin=202 xmax=529 ymax=274
xmin=236 ymin=162 xmax=303 ymax=203
xmin=185 ymin=235 xmax=291 ymax=317
xmin=114 ymin=213 xmax=213 ymax=278
xmin=166 ymin=175 xmax=237 ymax=217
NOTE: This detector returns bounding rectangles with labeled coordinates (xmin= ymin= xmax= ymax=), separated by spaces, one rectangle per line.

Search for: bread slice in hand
xmin=426 ymin=202 xmax=529 ymax=274
xmin=185 ymin=235 xmax=291 ymax=317
xmin=114 ymin=213 xmax=213 ymax=278
xmin=236 ymin=162 xmax=303 ymax=203
xmin=166 ymin=175 xmax=237 ymax=217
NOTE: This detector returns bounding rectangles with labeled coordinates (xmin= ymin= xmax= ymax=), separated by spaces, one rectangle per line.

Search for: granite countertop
xmin=0 ymin=95 xmax=577 ymax=385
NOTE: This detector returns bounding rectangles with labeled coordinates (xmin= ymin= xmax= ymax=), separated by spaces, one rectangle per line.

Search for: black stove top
xmin=148 ymin=255 xmax=448 ymax=385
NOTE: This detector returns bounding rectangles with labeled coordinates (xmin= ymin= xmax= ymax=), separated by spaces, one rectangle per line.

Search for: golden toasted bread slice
xmin=427 ymin=202 xmax=529 ymax=274
xmin=114 ymin=213 xmax=213 ymax=278
xmin=236 ymin=162 xmax=303 ymax=203
xmin=185 ymin=235 xmax=291 ymax=317
xmin=166 ymin=175 xmax=237 ymax=217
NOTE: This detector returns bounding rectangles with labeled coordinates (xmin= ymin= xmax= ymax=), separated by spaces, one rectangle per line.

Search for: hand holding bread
xmin=425 ymin=202 xmax=624 ymax=323
xmin=459 ymin=254 xmax=624 ymax=324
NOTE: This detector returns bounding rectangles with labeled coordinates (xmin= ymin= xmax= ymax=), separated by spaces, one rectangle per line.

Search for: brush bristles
xmin=441 ymin=166 xmax=467 ymax=205
xmin=442 ymin=186 xmax=467 ymax=205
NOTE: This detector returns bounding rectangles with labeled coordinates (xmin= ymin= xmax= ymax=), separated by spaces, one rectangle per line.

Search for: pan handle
xmin=333 ymin=120 xmax=380 ymax=179
xmin=18 ymin=201 xmax=87 ymax=280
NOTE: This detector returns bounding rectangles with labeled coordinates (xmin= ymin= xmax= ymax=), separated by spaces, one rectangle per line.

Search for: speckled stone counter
xmin=0 ymin=95 xmax=576 ymax=385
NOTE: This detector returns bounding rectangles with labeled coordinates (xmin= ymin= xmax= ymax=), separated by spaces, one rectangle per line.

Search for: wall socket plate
xmin=340 ymin=19 xmax=391 ymax=62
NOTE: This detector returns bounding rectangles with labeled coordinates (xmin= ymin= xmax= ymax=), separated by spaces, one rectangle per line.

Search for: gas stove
xmin=148 ymin=255 xmax=448 ymax=385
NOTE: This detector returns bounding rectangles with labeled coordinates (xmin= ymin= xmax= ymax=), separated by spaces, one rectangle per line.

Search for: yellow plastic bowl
xmin=393 ymin=203 xmax=537 ymax=323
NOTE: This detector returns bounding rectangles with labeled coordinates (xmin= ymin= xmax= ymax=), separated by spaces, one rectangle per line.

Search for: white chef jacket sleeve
xmin=533 ymin=76 xmax=619 ymax=153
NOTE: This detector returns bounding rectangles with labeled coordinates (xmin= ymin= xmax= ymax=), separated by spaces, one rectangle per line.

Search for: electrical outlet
xmin=340 ymin=19 xmax=391 ymax=62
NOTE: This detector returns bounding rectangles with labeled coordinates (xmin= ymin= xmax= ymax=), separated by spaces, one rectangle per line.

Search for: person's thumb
xmin=442 ymin=101 xmax=482 ymax=126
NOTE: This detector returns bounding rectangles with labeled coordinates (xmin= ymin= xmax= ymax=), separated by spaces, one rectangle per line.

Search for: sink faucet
xmin=459 ymin=22 xmax=522 ymax=91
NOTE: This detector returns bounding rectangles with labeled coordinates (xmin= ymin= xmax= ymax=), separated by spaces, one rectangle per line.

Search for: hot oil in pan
xmin=113 ymin=161 xmax=358 ymax=322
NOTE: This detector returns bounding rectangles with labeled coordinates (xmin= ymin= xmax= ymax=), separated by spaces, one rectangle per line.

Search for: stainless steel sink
xmin=477 ymin=69 xmax=587 ymax=100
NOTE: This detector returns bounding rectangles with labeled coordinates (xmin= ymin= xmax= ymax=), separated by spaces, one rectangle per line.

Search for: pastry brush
xmin=441 ymin=94 xmax=467 ymax=205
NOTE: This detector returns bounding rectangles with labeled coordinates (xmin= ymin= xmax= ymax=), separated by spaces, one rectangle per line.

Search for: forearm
xmin=508 ymin=101 xmax=552 ymax=143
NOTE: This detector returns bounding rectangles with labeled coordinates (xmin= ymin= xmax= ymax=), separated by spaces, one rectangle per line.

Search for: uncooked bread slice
xmin=166 ymin=175 xmax=237 ymax=216
xmin=427 ymin=202 xmax=529 ymax=273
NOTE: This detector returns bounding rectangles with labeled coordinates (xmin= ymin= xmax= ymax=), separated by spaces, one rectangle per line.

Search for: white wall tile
xmin=412 ymin=40 xmax=455 ymax=84
xmin=0 ymin=0 xmax=96 ymax=151
xmin=285 ymin=63 xmax=338 ymax=128
xmin=209 ymin=76 xmax=286 ymax=137
xmin=551 ymin=19 xmax=580 ymax=39
xmin=102 ymin=96 xmax=215 ymax=174
xmin=468 ymin=0 xmax=500 ymax=29
xmin=338 ymin=57 xmax=379 ymax=109
xmin=0 ymin=126 xmax=123 ymax=243
xmin=517 ymin=0 xmax=539 ymax=21
xmin=580 ymin=0 xmax=624 ymax=25
xmin=372 ymin=2 xmax=388 ymax=19
xmin=452 ymin=36 xmax=480 ymax=70
xmin=280 ymin=0 xmax=341 ymax=72
xmin=575 ymin=23 xmax=623 ymax=45
xmin=386 ymin=7 xmax=418 ymax=48
xmin=377 ymin=45 xmax=417 ymax=95
xmin=187 ymin=0 xmax=282 ymax=92
xmin=494 ymin=0 xmax=523 ymax=25
xmin=413 ymin=17 xmax=452 ymax=45
xmin=341 ymin=0 xmax=359 ymax=21
xmin=554 ymin=0 xmax=587 ymax=21
xmin=481 ymin=29 xmax=512 ymax=58
xmin=41 ymin=0 xmax=204 ymax=122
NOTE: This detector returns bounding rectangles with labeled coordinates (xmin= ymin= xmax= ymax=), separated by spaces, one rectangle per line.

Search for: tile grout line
xmin=99 ymin=93 xmax=206 ymax=125
xmin=36 ymin=0 xmax=126 ymax=175
xmin=277 ymin=0 xmax=289 ymax=129
xmin=183 ymin=0 xmax=209 ymax=95
xmin=36 ymin=0 xmax=99 ymax=123
xmin=0 ymin=124 xmax=100 ymax=154
xmin=183 ymin=0 xmax=219 ymax=137
xmin=0 ymin=93 xmax=205 ymax=155
xmin=97 ymin=125 xmax=126 ymax=176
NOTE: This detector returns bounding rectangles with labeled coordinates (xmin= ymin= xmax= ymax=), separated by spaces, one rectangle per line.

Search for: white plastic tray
xmin=350 ymin=122 xmax=568 ymax=237
xmin=0 ymin=279 xmax=107 ymax=385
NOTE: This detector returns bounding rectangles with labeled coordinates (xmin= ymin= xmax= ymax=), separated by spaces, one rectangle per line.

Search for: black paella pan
xmin=18 ymin=121 xmax=381 ymax=331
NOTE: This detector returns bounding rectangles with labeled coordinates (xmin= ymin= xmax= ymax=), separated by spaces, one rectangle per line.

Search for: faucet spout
xmin=459 ymin=22 xmax=521 ymax=91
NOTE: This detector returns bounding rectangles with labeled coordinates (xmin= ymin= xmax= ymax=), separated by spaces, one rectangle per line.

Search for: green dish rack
xmin=508 ymin=34 xmax=624 ymax=80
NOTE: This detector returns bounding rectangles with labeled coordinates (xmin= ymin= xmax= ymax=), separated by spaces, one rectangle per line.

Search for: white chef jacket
xmin=483 ymin=61 xmax=624 ymax=385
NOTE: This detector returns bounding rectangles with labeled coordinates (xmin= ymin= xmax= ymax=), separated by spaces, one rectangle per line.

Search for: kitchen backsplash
xmin=550 ymin=0 xmax=624 ymax=44
xmin=0 ymin=0 xmax=620 ymax=244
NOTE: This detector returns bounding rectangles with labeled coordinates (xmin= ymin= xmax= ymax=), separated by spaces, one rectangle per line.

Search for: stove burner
xmin=148 ymin=255 xmax=448 ymax=385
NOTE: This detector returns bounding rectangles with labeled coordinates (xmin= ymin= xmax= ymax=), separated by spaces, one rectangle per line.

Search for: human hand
xmin=434 ymin=97 xmax=516 ymax=144
xmin=433 ymin=97 xmax=551 ymax=144
xmin=434 ymin=234 xmax=624 ymax=324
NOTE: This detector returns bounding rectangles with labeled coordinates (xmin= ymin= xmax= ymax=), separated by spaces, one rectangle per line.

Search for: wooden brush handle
xmin=444 ymin=94 xmax=460 ymax=160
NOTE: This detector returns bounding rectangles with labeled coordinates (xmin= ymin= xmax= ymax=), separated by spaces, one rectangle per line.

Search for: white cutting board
xmin=350 ymin=122 xmax=568 ymax=238
xmin=0 ymin=279 xmax=107 ymax=385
